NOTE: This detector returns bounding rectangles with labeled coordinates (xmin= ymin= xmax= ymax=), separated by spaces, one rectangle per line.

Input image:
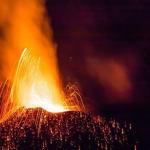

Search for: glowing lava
xmin=0 ymin=47 xmax=85 ymax=123
xmin=0 ymin=48 xmax=85 ymax=123
xmin=0 ymin=0 xmax=85 ymax=123
xmin=10 ymin=48 xmax=67 ymax=113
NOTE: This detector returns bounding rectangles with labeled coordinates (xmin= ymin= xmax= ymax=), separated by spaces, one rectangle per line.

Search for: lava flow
xmin=0 ymin=0 xmax=85 ymax=123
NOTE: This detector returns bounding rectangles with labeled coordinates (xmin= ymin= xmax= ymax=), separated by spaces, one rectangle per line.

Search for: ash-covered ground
xmin=0 ymin=108 xmax=138 ymax=150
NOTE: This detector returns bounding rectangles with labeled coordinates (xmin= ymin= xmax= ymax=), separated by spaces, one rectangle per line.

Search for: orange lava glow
xmin=0 ymin=48 xmax=85 ymax=123
xmin=10 ymin=48 xmax=68 ymax=113
xmin=0 ymin=0 xmax=85 ymax=122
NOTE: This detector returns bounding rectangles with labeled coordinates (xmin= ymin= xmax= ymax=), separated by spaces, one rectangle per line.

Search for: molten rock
xmin=0 ymin=108 xmax=137 ymax=150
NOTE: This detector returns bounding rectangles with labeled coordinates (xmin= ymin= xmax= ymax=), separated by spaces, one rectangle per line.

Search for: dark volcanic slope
xmin=0 ymin=108 xmax=137 ymax=150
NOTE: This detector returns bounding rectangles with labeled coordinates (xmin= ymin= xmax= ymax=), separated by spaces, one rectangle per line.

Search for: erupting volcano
xmin=0 ymin=0 xmax=84 ymax=122
xmin=0 ymin=0 xmax=139 ymax=149
xmin=0 ymin=47 xmax=85 ymax=122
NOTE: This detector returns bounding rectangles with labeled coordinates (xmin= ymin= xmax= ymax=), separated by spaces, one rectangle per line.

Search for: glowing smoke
xmin=0 ymin=0 xmax=57 ymax=81
xmin=87 ymin=56 xmax=133 ymax=101
xmin=0 ymin=0 xmax=72 ymax=121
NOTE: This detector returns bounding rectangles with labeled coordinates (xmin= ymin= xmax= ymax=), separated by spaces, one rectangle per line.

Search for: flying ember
xmin=0 ymin=47 xmax=85 ymax=123
xmin=0 ymin=0 xmax=85 ymax=123
xmin=10 ymin=48 xmax=68 ymax=113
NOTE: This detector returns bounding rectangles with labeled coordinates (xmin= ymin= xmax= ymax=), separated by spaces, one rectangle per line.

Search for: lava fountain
xmin=10 ymin=48 xmax=67 ymax=113
xmin=0 ymin=0 xmax=84 ymax=122
xmin=0 ymin=1 xmax=138 ymax=149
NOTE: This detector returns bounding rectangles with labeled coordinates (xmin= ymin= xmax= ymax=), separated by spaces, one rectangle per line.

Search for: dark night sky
xmin=46 ymin=0 xmax=150 ymax=113
xmin=46 ymin=1 xmax=150 ymax=147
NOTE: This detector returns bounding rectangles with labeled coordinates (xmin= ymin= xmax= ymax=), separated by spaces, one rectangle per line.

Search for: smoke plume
xmin=0 ymin=0 xmax=59 ymax=84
